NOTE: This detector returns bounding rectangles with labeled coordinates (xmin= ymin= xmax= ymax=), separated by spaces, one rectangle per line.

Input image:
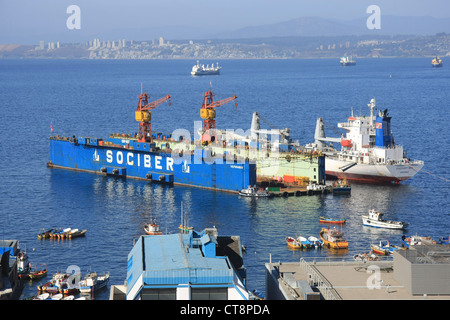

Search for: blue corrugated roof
xmin=127 ymin=233 xmax=234 ymax=293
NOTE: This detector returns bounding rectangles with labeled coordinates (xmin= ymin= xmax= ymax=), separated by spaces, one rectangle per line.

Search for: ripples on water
xmin=0 ymin=58 xmax=448 ymax=299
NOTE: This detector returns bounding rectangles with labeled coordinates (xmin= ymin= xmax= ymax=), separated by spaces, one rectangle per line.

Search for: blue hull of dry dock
xmin=48 ymin=136 xmax=256 ymax=192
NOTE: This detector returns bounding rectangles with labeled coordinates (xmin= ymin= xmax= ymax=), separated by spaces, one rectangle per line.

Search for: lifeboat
xmin=340 ymin=139 xmax=353 ymax=148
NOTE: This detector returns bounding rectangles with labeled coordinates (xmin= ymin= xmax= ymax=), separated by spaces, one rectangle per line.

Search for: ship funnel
xmin=314 ymin=117 xmax=326 ymax=149
xmin=251 ymin=112 xmax=260 ymax=140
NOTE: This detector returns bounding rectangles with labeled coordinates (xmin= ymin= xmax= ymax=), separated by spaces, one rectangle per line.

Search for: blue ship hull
xmin=48 ymin=136 xmax=256 ymax=192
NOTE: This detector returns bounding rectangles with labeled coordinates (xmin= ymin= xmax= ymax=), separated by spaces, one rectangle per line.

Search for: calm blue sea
xmin=0 ymin=58 xmax=449 ymax=300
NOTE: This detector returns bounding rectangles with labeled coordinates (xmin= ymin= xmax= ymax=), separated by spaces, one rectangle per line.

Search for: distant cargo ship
xmin=340 ymin=56 xmax=356 ymax=66
xmin=306 ymin=98 xmax=424 ymax=183
xmin=432 ymin=56 xmax=443 ymax=67
xmin=191 ymin=61 xmax=221 ymax=75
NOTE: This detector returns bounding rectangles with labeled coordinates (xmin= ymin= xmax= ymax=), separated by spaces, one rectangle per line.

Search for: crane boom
xmin=135 ymin=93 xmax=171 ymax=143
xmin=200 ymin=89 xmax=237 ymax=145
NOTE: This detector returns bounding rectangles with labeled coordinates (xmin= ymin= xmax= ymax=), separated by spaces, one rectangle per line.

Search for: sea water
xmin=0 ymin=58 xmax=448 ymax=299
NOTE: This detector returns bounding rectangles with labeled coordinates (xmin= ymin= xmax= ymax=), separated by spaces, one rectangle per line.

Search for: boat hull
xmin=362 ymin=216 xmax=405 ymax=229
xmin=319 ymin=229 xmax=348 ymax=249
xmin=49 ymin=137 xmax=256 ymax=192
xmin=286 ymin=237 xmax=301 ymax=249
xmin=325 ymin=157 xmax=424 ymax=183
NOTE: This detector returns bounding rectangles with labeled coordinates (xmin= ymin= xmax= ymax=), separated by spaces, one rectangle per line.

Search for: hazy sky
xmin=1 ymin=0 xmax=449 ymax=44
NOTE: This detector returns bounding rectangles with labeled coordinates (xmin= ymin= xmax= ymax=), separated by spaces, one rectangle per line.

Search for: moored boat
xmin=297 ymin=236 xmax=313 ymax=249
xmin=371 ymin=240 xmax=403 ymax=256
xmin=239 ymin=186 xmax=274 ymax=198
xmin=362 ymin=209 xmax=407 ymax=229
xmin=401 ymin=235 xmax=436 ymax=248
xmin=33 ymin=293 xmax=50 ymax=300
xmin=67 ymin=229 xmax=87 ymax=239
xmin=319 ymin=227 xmax=348 ymax=249
xmin=307 ymin=236 xmax=323 ymax=249
xmin=307 ymin=99 xmax=424 ymax=183
xmin=286 ymin=236 xmax=301 ymax=249
xmin=37 ymin=228 xmax=56 ymax=239
xmin=332 ymin=179 xmax=351 ymax=194
xmin=78 ymin=272 xmax=110 ymax=293
xmin=144 ymin=220 xmax=163 ymax=235
xmin=320 ymin=217 xmax=346 ymax=224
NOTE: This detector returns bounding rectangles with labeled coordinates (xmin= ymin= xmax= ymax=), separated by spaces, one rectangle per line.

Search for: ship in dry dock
xmin=48 ymin=89 xmax=324 ymax=193
xmin=306 ymin=98 xmax=424 ymax=183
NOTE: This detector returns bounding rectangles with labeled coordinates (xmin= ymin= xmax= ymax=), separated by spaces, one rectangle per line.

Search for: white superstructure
xmin=306 ymin=98 xmax=424 ymax=183
xmin=191 ymin=61 xmax=221 ymax=75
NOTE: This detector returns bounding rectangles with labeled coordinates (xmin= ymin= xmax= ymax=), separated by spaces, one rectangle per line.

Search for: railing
xmin=299 ymin=258 xmax=342 ymax=300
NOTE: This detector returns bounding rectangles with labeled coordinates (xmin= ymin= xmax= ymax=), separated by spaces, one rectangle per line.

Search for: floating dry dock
xmin=48 ymin=134 xmax=256 ymax=192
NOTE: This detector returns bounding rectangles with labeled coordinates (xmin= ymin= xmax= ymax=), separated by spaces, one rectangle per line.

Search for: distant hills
xmin=208 ymin=15 xmax=450 ymax=39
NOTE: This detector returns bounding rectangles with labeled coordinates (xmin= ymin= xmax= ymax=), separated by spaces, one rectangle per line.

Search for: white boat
xmin=306 ymin=98 xmax=424 ymax=183
xmin=191 ymin=61 xmax=221 ymax=75
xmin=306 ymin=183 xmax=328 ymax=192
xmin=297 ymin=236 xmax=313 ymax=249
xmin=78 ymin=272 xmax=110 ymax=293
xmin=362 ymin=209 xmax=407 ymax=229
xmin=238 ymin=186 xmax=274 ymax=198
xmin=144 ymin=219 xmax=163 ymax=235
xmin=307 ymin=236 xmax=323 ymax=248
xmin=51 ymin=293 xmax=63 ymax=300
xmin=34 ymin=293 xmax=50 ymax=300
xmin=340 ymin=56 xmax=356 ymax=66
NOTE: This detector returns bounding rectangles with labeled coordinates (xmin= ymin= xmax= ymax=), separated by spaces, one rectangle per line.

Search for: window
xmin=191 ymin=287 xmax=228 ymax=300
xmin=141 ymin=288 xmax=177 ymax=300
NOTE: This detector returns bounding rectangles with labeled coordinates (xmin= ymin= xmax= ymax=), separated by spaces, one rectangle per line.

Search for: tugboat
xmin=340 ymin=56 xmax=356 ymax=66
xmin=191 ymin=61 xmax=221 ymax=75
xmin=362 ymin=209 xmax=407 ymax=230
xmin=432 ymin=56 xmax=443 ymax=67
xmin=307 ymin=98 xmax=424 ymax=183
xmin=238 ymin=185 xmax=274 ymax=198
xmin=332 ymin=179 xmax=351 ymax=194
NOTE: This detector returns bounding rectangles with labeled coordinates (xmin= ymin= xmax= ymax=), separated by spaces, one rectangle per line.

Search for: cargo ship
xmin=191 ymin=61 xmax=221 ymax=75
xmin=48 ymin=91 xmax=256 ymax=193
xmin=306 ymin=98 xmax=424 ymax=183
xmin=340 ymin=56 xmax=356 ymax=66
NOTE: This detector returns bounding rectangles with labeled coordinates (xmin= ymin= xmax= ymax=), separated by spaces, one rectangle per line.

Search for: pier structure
xmin=265 ymin=244 xmax=450 ymax=300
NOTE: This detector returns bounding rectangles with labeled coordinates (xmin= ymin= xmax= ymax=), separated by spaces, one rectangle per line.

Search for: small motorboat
xmin=320 ymin=217 xmax=346 ymax=225
xmin=26 ymin=264 xmax=48 ymax=281
xmin=297 ymin=236 xmax=313 ymax=249
xmin=308 ymin=236 xmax=323 ymax=249
xmin=239 ymin=186 xmax=274 ymax=198
xmin=33 ymin=293 xmax=50 ymax=300
xmin=401 ymin=235 xmax=436 ymax=248
xmin=286 ymin=236 xmax=301 ymax=249
xmin=37 ymin=228 xmax=56 ymax=239
xmin=320 ymin=228 xmax=348 ymax=249
xmin=362 ymin=209 xmax=407 ymax=230
xmin=51 ymin=293 xmax=63 ymax=300
xmin=67 ymin=229 xmax=87 ymax=239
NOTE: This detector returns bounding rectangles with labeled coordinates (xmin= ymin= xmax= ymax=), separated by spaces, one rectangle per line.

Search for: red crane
xmin=200 ymin=89 xmax=237 ymax=145
xmin=135 ymin=93 xmax=171 ymax=143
